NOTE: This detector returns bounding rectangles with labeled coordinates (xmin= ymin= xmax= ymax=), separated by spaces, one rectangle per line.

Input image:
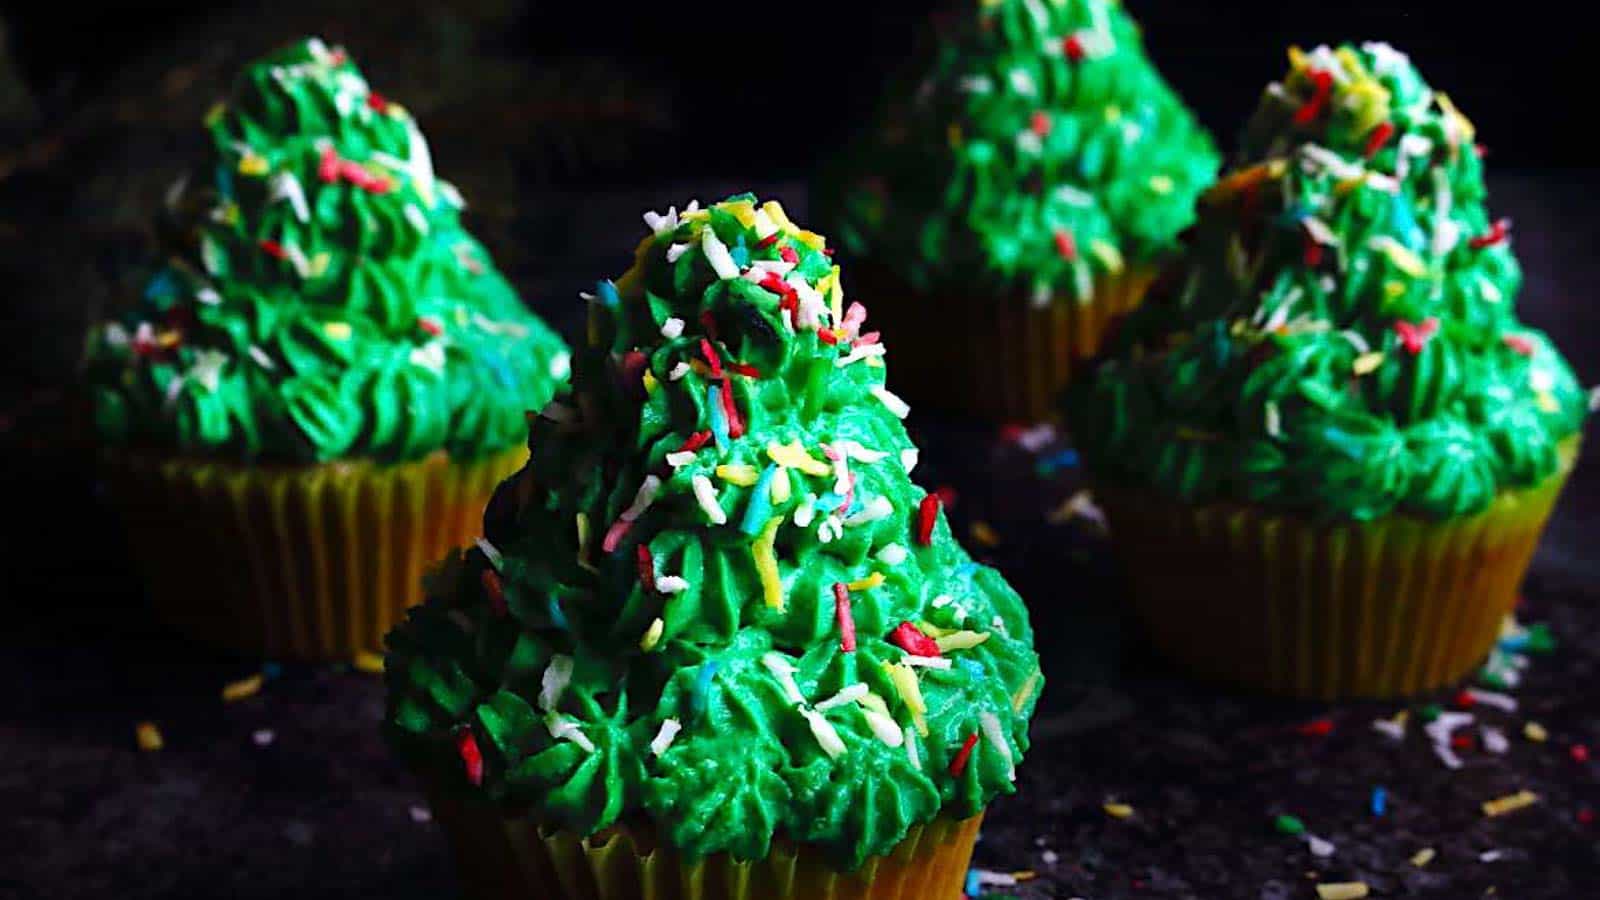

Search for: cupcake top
xmin=85 ymin=38 xmax=569 ymax=464
xmin=1071 ymin=42 xmax=1588 ymax=521
xmin=821 ymin=0 xmax=1219 ymax=301
xmin=384 ymin=195 xmax=1042 ymax=869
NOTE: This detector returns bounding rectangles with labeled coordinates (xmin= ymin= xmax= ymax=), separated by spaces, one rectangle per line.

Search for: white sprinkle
xmin=790 ymin=277 xmax=827 ymax=328
xmin=665 ymin=451 xmax=697 ymax=468
xmin=815 ymin=683 xmax=870 ymax=712
xmin=842 ymin=496 xmax=894 ymax=527
xmin=1433 ymin=742 xmax=1464 ymax=770
xmin=1372 ymin=715 xmax=1407 ymax=741
xmin=248 ymin=345 xmax=276 ymax=371
xmin=1465 ymin=688 xmax=1517 ymax=712
xmin=747 ymin=259 xmax=797 ymax=278
xmin=668 ymin=361 xmax=690 ymax=381
xmin=1589 ymin=386 xmax=1600 ymax=413
xmin=1530 ymin=368 xmax=1556 ymax=393
xmin=475 ymin=537 xmax=504 ymax=571
xmin=408 ymin=805 xmax=432 ymax=824
xmin=751 ymin=208 xmax=778 ymax=241
xmin=700 ymin=226 xmax=740 ymax=280
xmin=409 ymin=342 xmax=446 ymax=373
xmin=1481 ymin=726 xmax=1510 ymax=755
xmin=835 ymin=344 xmax=888 ymax=368
xmin=801 ymin=708 xmax=846 ymax=759
xmin=665 ymin=243 xmax=690 ymax=263
xmin=1008 ymin=68 xmax=1036 ymax=96
xmin=1479 ymin=849 xmax=1504 ymax=863
xmin=268 ymin=171 xmax=310 ymax=223
xmin=1425 ymin=711 xmax=1474 ymax=748
xmin=931 ymin=594 xmax=953 ymax=608
xmin=643 ymin=206 xmax=679 ymax=235
xmin=1041 ymin=850 xmax=1060 ymax=865
xmin=903 ymin=654 xmax=952 ymax=670
xmin=655 ymin=575 xmax=689 ymax=594
xmin=958 ymin=75 xmax=992 ymax=94
xmin=545 ymin=714 xmax=595 ymax=753
xmin=871 ymin=386 xmax=911 ymax=419
xmin=649 ymin=718 xmax=682 ymax=756
xmin=549 ymin=352 xmax=571 ymax=379
xmin=538 ymin=655 xmax=574 ymax=711
xmin=404 ymin=203 xmax=429 ymax=235
xmin=1015 ymin=130 xmax=1043 ymax=156
xmin=1265 ymin=401 xmax=1282 ymax=438
xmin=980 ymin=711 xmax=1016 ymax=781
xmin=900 ymin=448 xmax=919 ymax=474
xmin=252 ymin=729 xmax=275 ymax=747
xmin=836 ymin=440 xmax=889 ymax=464
xmin=660 ymin=317 xmax=685 ymax=339
xmin=619 ymin=475 xmax=662 ymax=523
xmin=793 ymin=494 xmax=817 ymax=528
xmin=861 ymin=707 xmax=904 ymax=746
xmin=690 ymin=475 xmax=727 ymax=525
xmin=877 ymin=543 xmax=908 ymax=566
xmin=905 ymin=725 xmax=921 ymax=768
xmin=973 ymin=869 xmax=1019 ymax=888
xmin=1306 ymin=833 xmax=1336 ymax=858
xmin=761 ymin=652 xmax=805 ymax=706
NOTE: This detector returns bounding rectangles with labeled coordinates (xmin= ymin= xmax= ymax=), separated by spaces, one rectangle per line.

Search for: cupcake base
xmin=1097 ymin=442 xmax=1577 ymax=700
xmin=102 ymin=446 xmax=524 ymax=661
xmin=850 ymin=261 xmax=1154 ymax=423
xmin=427 ymin=788 xmax=983 ymax=900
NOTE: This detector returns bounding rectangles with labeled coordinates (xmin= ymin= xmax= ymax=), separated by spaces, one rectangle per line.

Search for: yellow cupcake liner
xmin=853 ymin=261 xmax=1156 ymax=423
xmin=426 ymin=787 xmax=983 ymax=900
xmin=1097 ymin=440 xmax=1577 ymax=700
xmin=102 ymin=445 xmax=525 ymax=661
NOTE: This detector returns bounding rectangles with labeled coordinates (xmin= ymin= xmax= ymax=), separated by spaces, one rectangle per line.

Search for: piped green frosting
xmin=86 ymin=37 xmax=568 ymax=463
xmin=1070 ymin=42 xmax=1587 ymax=521
xmin=383 ymin=195 xmax=1042 ymax=869
xmin=820 ymin=0 xmax=1219 ymax=300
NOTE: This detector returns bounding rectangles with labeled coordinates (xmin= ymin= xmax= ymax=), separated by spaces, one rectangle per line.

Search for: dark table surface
xmin=3 ymin=174 xmax=1599 ymax=900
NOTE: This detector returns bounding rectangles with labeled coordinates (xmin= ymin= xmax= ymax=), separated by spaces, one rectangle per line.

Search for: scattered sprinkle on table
xmin=1482 ymin=790 xmax=1539 ymax=818
xmin=251 ymin=729 xmax=275 ymax=747
xmin=353 ymin=651 xmax=385 ymax=674
xmin=409 ymin=805 xmax=432 ymax=824
xmin=1411 ymin=847 xmax=1435 ymax=867
xmin=1316 ymin=882 xmax=1369 ymax=900
xmin=1103 ymin=801 xmax=1134 ymax=819
xmin=1273 ymin=814 xmax=1306 ymax=836
xmin=222 ymin=673 xmax=263 ymax=703
xmin=135 ymin=721 xmax=163 ymax=752
xmin=970 ymin=521 xmax=1001 ymax=548
xmin=1524 ymin=721 xmax=1548 ymax=742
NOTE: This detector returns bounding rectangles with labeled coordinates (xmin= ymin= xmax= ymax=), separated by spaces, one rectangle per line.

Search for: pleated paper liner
xmin=1097 ymin=440 xmax=1577 ymax=700
xmin=102 ymin=445 xmax=525 ymax=661
xmin=427 ymin=787 xmax=983 ymax=900
xmin=850 ymin=261 xmax=1155 ymax=423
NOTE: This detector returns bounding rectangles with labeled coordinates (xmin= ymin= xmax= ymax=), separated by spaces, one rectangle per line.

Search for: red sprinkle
xmin=726 ymin=361 xmax=761 ymax=378
xmin=318 ymin=145 xmax=341 ymax=183
xmin=833 ymin=583 xmax=857 ymax=652
xmin=1297 ymin=718 xmax=1335 ymax=737
xmin=1293 ymin=70 xmax=1335 ymax=126
xmin=1573 ymin=744 xmax=1591 ymax=763
xmin=481 ymin=569 xmax=507 ymax=617
xmin=1451 ymin=733 xmax=1474 ymax=750
xmin=417 ymin=316 xmax=444 ymax=336
xmin=1062 ymin=34 xmax=1086 ymax=62
xmin=366 ymin=91 xmax=388 ymax=111
xmin=1302 ymin=233 xmax=1324 ymax=268
xmin=757 ymin=233 xmax=780 ymax=248
xmin=1363 ymin=121 xmax=1395 ymax=159
xmin=720 ymin=378 xmax=744 ymax=439
xmin=1579 ymin=807 xmax=1596 ymax=825
xmin=950 ymin=731 xmax=981 ymax=776
xmin=778 ymin=245 xmax=799 ymax=264
xmin=1030 ymin=110 xmax=1053 ymax=137
xmin=456 ymin=730 xmax=484 ymax=785
xmin=916 ymin=494 xmax=940 ymax=546
xmin=1053 ymin=229 xmax=1078 ymax=262
xmin=1475 ymin=143 xmax=1488 ymax=159
xmin=677 ymin=430 xmax=713 ymax=453
xmin=1395 ymin=317 xmax=1441 ymax=354
xmin=1469 ymin=218 xmax=1511 ymax=249
xmin=636 ymin=544 xmax=656 ymax=593
xmin=816 ymin=329 xmax=839 ymax=345
xmin=258 ymin=239 xmax=288 ymax=259
xmin=699 ymin=338 xmax=724 ymax=377
xmin=601 ymin=518 xmax=632 ymax=554
xmin=1453 ymin=689 xmax=1477 ymax=709
xmin=889 ymin=622 xmax=942 ymax=658
xmin=1502 ymin=333 xmax=1536 ymax=356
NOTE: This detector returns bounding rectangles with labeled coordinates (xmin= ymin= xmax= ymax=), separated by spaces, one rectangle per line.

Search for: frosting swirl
xmin=384 ymin=195 xmax=1042 ymax=868
xmin=819 ymin=0 xmax=1219 ymax=299
xmin=86 ymin=38 xmax=568 ymax=463
xmin=1070 ymin=42 xmax=1587 ymax=520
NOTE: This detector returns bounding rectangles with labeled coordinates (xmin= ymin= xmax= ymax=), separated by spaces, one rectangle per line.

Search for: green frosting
xmin=383 ymin=195 xmax=1042 ymax=869
xmin=819 ymin=0 xmax=1219 ymax=300
xmin=1070 ymin=42 xmax=1588 ymax=521
xmin=85 ymin=38 xmax=568 ymax=463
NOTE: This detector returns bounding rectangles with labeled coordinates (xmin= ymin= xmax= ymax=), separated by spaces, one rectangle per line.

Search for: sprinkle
xmin=902 ymin=655 xmax=952 ymax=670
xmin=860 ymin=701 xmax=905 ymax=747
xmin=843 ymin=496 xmax=894 ymax=527
xmin=979 ymin=712 xmax=1015 ymax=780
xmin=640 ymin=618 xmax=665 ymax=652
xmin=701 ymin=226 xmax=740 ymax=279
xmin=715 ymin=464 xmax=760 ymax=487
xmin=1524 ymin=721 xmax=1548 ymax=742
xmin=1479 ymin=849 xmax=1504 ymax=863
xmin=619 ymin=475 xmax=662 ymax=524
xmin=1469 ymin=218 xmax=1511 ymax=249
xmin=649 ymin=718 xmax=682 ymax=756
xmin=1012 ymin=670 xmax=1040 ymax=712
xmin=1411 ymin=847 xmax=1436 ymax=867
xmin=1053 ymin=229 xmax=1078 ymax=261
xmin=900 ymin=448 xmax=919 ymax=473
xmin=668 ymin=362 xmax=690 ymax=381
xmin=691 ymin=475 xmax=727 ymax=524
xmin=1352 ymin=351 xmax=1385 ymax=375
xmin=870 ymin=386 xmax=911 ymax=419
xmin=815 ymin=683 xmax=870 ymax=712
xmin=545 ymin=714 xmax=596 ymax=753
xmin=1315 ymin=883 xmax=1368 ymax=900
xmin=883 ymin=662 xmax=928 ymax=736
xmin=456 ymin=730 xmax=483 ymax=785
xmin=754 ymin=516 xmax=784 ymax=610
xmin=720 ymin=378 xmax=744 ymax=439
xmin=1371 ymin=787 xmax=1388 ymax=816
xmin=538 ymin=655 xmax=574 ymax=710
xmin=761 ymin=652 xmax=804 ymax=705
xmin=1502 ymin=333 xmax=1536 ymax=356
xmin=1298 ymin=718 xmax=1335 ymax=737
xmin=904 ymin=725 xmax=921 ymax=768
xmin=1481 ymin=726 xmax=1510 ymax=754
xmin=353 ymin=651 xmax=385 ymax=674
xmin=222 ymin=674 xmax=263 ymax=703
xmin=767 ymin=441 xmax=831 ymax=476
xmin=252 ymin=729 xmax=275 ymax=747
xmin=601 ymin=519 xmax=633 ymax=554
xmin=890 ymin=622 xmax=942 ymax=657
xmin=802 ymin=708 xmax=847 ymax=759
xmin=1274 ymin=814 xmax=1306 ymax=835
xmin=1465 ymin=688 xmax=1517 ymax=711
xmin=739 ymin=466 xmax=780 ymax=535
xmin=835 ymin=343 xmax=887 ymax=367
xmin=970 ymin=521 xmax=1000 ymax=548
xmin=547 ymin=597 xmax=569 ymax=630
xmin=135 ymin=722 xmax=164 ymax=752
xmin=833 ymin=583 xmax=857 ymax=652
xmin=666 ymin=243 xmax=690 ymax=263
xmin=1363 ymin=121 xmax=1395 ymax=158
xmin=937 ymin=630 xmax=990 ymax=653
xmin=1372 ymin=711 xmax=1408 ymax=741
xmin=1265 ymin=401 xmax=1282 ymax=438
xmin=915 ymin=494 xmax=940 ymax=546
xmin=1482 ymin=790 xmax=1538 ymax=817
xmin=1573 ymin=744 xmax=1591 ymax=763
xmin=1395 ymin=317 xmax=1441 ymax=354
xmin=1294 ymin=69 xmax=1335 ymax=125
xmin=665 ymin=451 xmax=698 ymax=469
xmin=949 ymin=731 xmax=981 ymax=776
xmin=658 ymin=317 xmax=685 ymax=339
xmin=846 ymin=573 xmax=885 ymax=592
xmin=475 ymin=537 xmax=504 ymax=571
xmin=691 ymin=661 xmax=720 ymax=721
xmin=480 ymin=569 xmax=507 ymax=616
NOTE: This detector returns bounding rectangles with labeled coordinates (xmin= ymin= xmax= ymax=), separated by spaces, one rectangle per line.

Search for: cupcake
xmin=85 ymin=38 xmax=570 ymax=660
xmin=818 ymin=0 xmax=1218 ymax=422
xmin=1069 ymin=43 xmax=1588 ymax=699
xmin=384 ymin=195 xmax=1042 ymax=898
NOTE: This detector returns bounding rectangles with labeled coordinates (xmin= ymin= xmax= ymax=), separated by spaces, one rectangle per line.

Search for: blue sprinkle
xmin=740 ymin=465 xmax=779 ymax=535
xmin=691 ymin=660 xmax=719 ymax=721
xmin=144 ymin=268 xmax=179 ymax=303
xmin=730 ymin=236 xmax=751 ymax=269
xmin=548 ymin=597 xmax=569 ymax=630
xmin=261 ymin=662 xmax=283 ymax=681
xmin=1497 ymin=632 xmax=1528 ymax=652
xmin=815 ymin=492 xmax=845 ymax=514
xmin=1371 ymin=786 xmax=1387 ymax=817
xmin=215 ymin=163 xmax=234 ymax=201
xmin=1042 ymin=448 xmax=1079 ymax=470
xmin=596 ymin=279 xmax=620 ymax=307
xmin=958 ymin=658 xmax=985 ymax=679
xmin=956 ymin=562 xmax=980 ymax=579
xmin=484 ymin=352 xmax=515 ymax=389
xmin=707 ymin=385 xmax=730 ymax=449
xmin=964 ymin=869 xmax=982 ymax=897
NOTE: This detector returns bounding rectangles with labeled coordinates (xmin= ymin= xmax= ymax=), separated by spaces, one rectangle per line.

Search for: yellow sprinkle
xmin=323 ymin=321 xmax=352 ymax=341
xmin=222 ymin=674 xmax=263 ymax=703
xmin=970 ymin=521 xmax=1001 ymax=547
xmin=237 ymin=152 xmax=269 ymax=176
xmin=882 ymin=662 xmax=928 ymax=736
xmin=816 ymin=267 xmax=837 ymax=303
xmin=1436 ymin=92 xmax=1476 ymax=144
xmin=1287 ymin=45 xmax=1309 ymax=71
xmin=1148 ymin=174 xmax=1174 ymax=194
xmin=680 ymin=206 xmax=709 ymax=222
xmin=1103 ymin=802 xmax=1134 ymax=820
xmin=203 ymin=102 xmax=226 ymax=126
xmin=386 ymin=102 xmax=409 ymax=120
xmin=796 ymin=229 xmax=826 ymax=251
xmin=1481 ymin=789 xmax=1538 ymax=818
xmin=753 ymin=516 xmax=784 ymax=610
xmin=1011 ymin=870 xmax=1037 ymax=882
xmin=576 ymin=512 xmax=597 ymax=572
xmin=1410 ymin=847 xmax=1435 ymax=868
xmin=761 ymin=200 xmax=797 ymax=235
xmin=1384 ymin=280 xmax=1407 ymax=300
xmin=1379 ymin=240 xmax=1427 ymax=278
xmin=947 ymin=122 xmax=963 ymax=149
xmin=721 ymin=198 xmax=757 ymax=228
xmin=770 ymin=467 xmax=792 ymax=504
xmin=1316 ymin=883 xmax=1369 ymax=900
xmin=642 ymin=370 xmax=659 ymax=394
xmin=353 ymin=651 xmax=385 ymax=674
xmin=847 ymin=572 xmax=886 ymax=592
xmin=716 ymin=464 xmax=761 ymax=487
xmin=1012 ymin=670 xmax=1041 ymax=712
xmin=1335 ymin=47 xmax=1367 ymax=79
xmin=1537 ymin=390 xmax=1560 ymax=413
xmin=1353 ymin=352 xmax=1386 ymax=375
xmin=136 ymin=721 xmax=164 ymax=752
xmin=916 ymin=620 xmax=958 ymax=638
xmin=640 ymin=617 xmax=664 ymax=652
xmin=1103 ymin=104 xmax=1122 ymax=122
xmin=1089 ymin=239 xmax=1125 ymax=274
xmin=1334 ymin=175 xmax=1367 ymax=196
xmin=936 ymin=630 xmax=991 ymax=653
xmin=828 ymin=264 xmax=845 ymax=323
xmin=308 ymin=252 xmax=331 ymax=278
xmin=767 ymin=441 xmax=831 ymax=477
xmin=1524 ymin=721 xmax=1548 ymax=742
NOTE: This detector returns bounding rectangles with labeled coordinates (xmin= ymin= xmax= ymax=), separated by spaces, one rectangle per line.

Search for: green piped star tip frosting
xmin=820 ymin=0 xmax=1219 ymax=300
xmin=383 ymin=194 xmax=1042 ymax=869
xmin=86 ymin=37 xmax=569 ymax=464
xmin=1070 ymin=42 xmax=1589 ymax=521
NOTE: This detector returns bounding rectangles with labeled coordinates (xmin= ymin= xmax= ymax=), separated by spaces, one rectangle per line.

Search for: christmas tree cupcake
xmin=85 ymin=38 xmax=569 ymax=659
xmin=1069 ymin=43 xmax=1588 ymax=698
xmin=819 ymin=0 xmax=1218 ymax=421
xmin=384 ymin=195 xmax=1042 ymax=898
